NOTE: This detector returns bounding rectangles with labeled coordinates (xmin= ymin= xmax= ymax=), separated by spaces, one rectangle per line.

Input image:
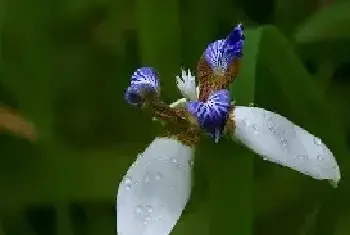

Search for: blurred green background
xmin=1 ymin=0 xmax=350 ymax=234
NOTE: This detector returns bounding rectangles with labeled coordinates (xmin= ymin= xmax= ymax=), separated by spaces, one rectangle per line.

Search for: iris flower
xmin=117 ymin=24 xmax=340 ymax=235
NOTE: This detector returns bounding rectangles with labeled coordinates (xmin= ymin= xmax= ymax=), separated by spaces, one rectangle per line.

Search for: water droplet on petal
xmin=170 ymin=158 xmax=177 ymax=163
xmin=143 ymin=174 xmax=151 ymax=183
xmin=263 ymin=157 xmax=268 ymax=161
xmin=155 ymin=172 xmax=163 ymax=180
xmin=124 ymin=176 xmax=132 ymax=190
xmin=314 ymin=137 xmax=322 ymax=145
xmin=317 ymin=155 xmax=324 ymax=160
xmin=280 ymin=137 xmax=288 ymax=149
xmin=252 ymin=124 xmax=259 ymax=134
xmin=135 ymin=206 xmax=143 ymax=215
xmin=297 ymin=155 xmax=307 ymax=160
xmin=145 ymin=205 xmax=153 ymax=213
xmin=144 ymin=215 xmax=152 ymax=224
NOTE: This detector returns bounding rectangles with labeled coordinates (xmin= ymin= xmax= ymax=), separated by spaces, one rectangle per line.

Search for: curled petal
xmin=131 ymin=67 xmax=160 ymax=94
xmin=204 ymin=24 xmax=244 ymax=74
xmin=124 ymin=84 xmax=158 ymax=106
xmin=204 ymin=39 xmax=226 ymax=73
xmin=116 ymin=137 xmax=193 ymax=235
xmin=186 ymin=89 xmax=231 ymax=142
xmin=197 ymin=24 xmax=244 ymax=101
xmin=224 ymin=23 xmax=245 ymax=59
xmin=176 ymin=69 xmax=197 ymax=101
xmin=231 ymin=106 xmax=341 ymax=186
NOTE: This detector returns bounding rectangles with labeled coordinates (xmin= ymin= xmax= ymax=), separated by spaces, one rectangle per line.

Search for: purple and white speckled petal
xmin=131 ymin=67 xmax=160 ymax=93
xmin=204 ymin=24 xmax=245 ymax=74
xmin=204 ymin=40 xmax=226 ymax=73
xmin=224 ymin=23 xmax=245 ymax=59
xmin=186 ymin=89 xmax=231 ymax=142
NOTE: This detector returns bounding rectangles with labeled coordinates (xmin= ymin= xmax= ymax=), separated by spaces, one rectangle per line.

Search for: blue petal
xmin=224 ymin=23 xmax=245 ymax=59
xmin=186 ymin=89 xmax=231 ymax=142
xmin=204 ymin=24 xmax=245 ymax=73
xmin=124 ymin=83 xmax=157 ymax=106
xmin=131 ymin=67 xmax=160 ymax=94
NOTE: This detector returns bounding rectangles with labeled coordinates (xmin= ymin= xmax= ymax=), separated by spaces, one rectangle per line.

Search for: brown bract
xmin=223 ymin=105 xmax=236 ymax=136
xmin=146 ymin=101 xmax=200 ymax=147
xmin=196 ymin=57 xmax=241 ymax=102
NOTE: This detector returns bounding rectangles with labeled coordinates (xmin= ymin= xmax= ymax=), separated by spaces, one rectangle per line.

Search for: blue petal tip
xmin=124 ymin=83 xmax=158 ymax=106
xmin=124 ymin=85 xmax=142 ymax=106
xmin=204 ymin=24 xmax=245 ymax=72
xmin=131 ymin=67 xmax=160 ymax=94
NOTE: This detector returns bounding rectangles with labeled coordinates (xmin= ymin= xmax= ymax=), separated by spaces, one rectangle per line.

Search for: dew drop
xmin=317 ymin=155 xmax=324 ymax=160
xmin=170 ymin=158 xmax=177 ymax=163
xmin=124 ymin=176 xmax=132 ymax=190
xmin=263 ymin=157 xmax=268 ymax=161
xmin=252 ymin=124 xmax=259 ymax=134
xmin=135 ymin=206 xmax=143 ymax=215
xmin=155 ymin=172 xmax=163 ymax=180
xmin=145 ymin=205 xmax=153 ymax=214
xmin=244 ymin=119 xmax=251 ymax=126
xmin=143 ymin=215 xmax=152 ymax=224
xmin=280 ymin=137 xmax=288 ymax=149
xmin=143 ymin=174 xmax=151 ymax=184
xmin=314 ymin=137 xmax=322 ymax=145
xmin=297 ymin=155 xmax=307 ymax=160
xmin=263 ymin=112 xmax=271 ymax=121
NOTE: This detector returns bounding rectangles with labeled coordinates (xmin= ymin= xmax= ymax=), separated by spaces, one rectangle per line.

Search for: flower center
xmin=144 ymin=101 xmax=201 ymax=147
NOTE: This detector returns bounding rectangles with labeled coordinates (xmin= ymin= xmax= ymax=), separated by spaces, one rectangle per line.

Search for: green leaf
xmin=334 ymin=214 xmax=350 ymax=235
xmin=273 ymin=0 xmax=319 ymax=35
xmin=295 ymin=0 xmax=350 ymax=43
xmin=253 ymin=25 xmax=350 ymax=234
xmin=135 ymin=0 xmax=182 ymax=101
xmin=209 ymin=27 xmax=263 ymax=235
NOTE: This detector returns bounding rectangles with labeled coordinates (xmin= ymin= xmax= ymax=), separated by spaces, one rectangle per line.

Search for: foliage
xmin=1 ymin=0 xmax=350 ymax=235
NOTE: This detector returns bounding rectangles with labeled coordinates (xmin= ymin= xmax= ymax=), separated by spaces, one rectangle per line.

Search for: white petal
xmin=176 ymin=69 xmax=197 ymax=101
xmin=232 ymin=106 xmax=341 ymax=185
xmin=169 ymin=98 xmax=187 ymax=108
xmin=116 ymin=137 xmax=194 ymax=235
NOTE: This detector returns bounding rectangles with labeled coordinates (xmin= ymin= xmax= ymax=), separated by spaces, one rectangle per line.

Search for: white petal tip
xmin=233 ymin=106 xmax=341 ymax=185
xmin=329 ymin=165 xmax=341 ymax=187
xmin=175 ymin=69 xmax=197 ymax=101
xmin=169 ymin=98 xmax=187 ymax=108
xmin=116 ymin=137 xmax=193 ymax=235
